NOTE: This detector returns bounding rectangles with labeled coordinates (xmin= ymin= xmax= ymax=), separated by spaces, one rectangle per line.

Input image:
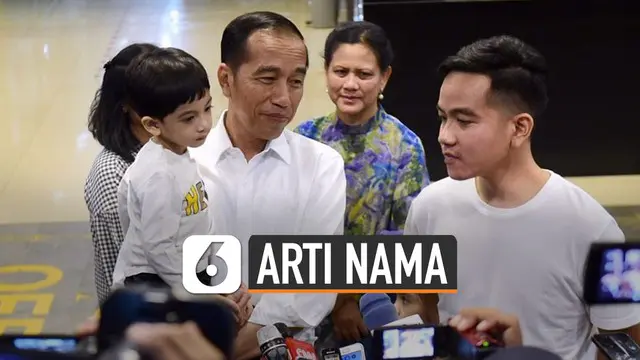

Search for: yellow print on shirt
xmin=183 ymin=181 xmax=208 ymax=216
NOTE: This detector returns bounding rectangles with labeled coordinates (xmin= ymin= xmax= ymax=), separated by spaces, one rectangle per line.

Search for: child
xmin=395 ymin=293 xmax=440 ymax=324
xmin=394 ymin=293 xmax=423 ymax=319
xmin=111 ymin=47 xmax=214 ymax=289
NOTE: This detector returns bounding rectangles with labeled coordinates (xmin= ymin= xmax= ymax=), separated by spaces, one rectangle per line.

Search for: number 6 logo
xmin=182 ymin=235 xmax=242 ymax=294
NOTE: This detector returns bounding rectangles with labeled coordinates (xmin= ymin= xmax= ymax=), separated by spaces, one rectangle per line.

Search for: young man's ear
xmin=218 ymin=63 xmax=233 ymax=98
xmin=510 ymin=113 xmax=534 ymax=148
xmin=141 ymin=116 xmax=162 ymax=137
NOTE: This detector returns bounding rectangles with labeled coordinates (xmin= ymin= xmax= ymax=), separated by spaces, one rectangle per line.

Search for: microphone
xmin=358 ymin=294 xmax=398 ymax=360
xmin=274 ymin=323 xmax=292 ymax=338
xmin=258 ymin=325 xmax=290 ymax=360
xmin=359 ymin=293 xmax=399 ymax=330
xmin=274 ymin=323 xmax=318 ymax=360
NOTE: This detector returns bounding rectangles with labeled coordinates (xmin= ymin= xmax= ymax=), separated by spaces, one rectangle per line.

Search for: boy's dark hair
xmin=88 ymin=43 xmax=158 ymax=162
xmin=323 ymin=21 xmax=394 ymax=71
xmin=221 ymin=11 xmax=309 ymax=71
xmin=438 ymin=35 xmax=549 ymax=118
xmin=124 ymin=47 xmax=210 ymax=120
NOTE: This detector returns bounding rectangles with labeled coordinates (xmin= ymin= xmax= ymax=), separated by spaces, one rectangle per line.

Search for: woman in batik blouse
xmin=295 ymin=21 xmax=430 ymax=236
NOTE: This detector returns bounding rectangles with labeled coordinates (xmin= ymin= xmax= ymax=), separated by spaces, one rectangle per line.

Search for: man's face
xmin=436 ymin=72 xmax=514 ymax=180
xmin=219 ymin=30 xmax=308 ymax=141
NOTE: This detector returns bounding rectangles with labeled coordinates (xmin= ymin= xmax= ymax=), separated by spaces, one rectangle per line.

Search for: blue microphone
xmin=359 ymin=293 xmax=399 ymax=330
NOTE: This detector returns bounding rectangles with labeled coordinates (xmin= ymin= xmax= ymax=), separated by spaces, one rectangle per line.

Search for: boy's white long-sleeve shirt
xmin=112 ymin=140 xmax=213 ymax=287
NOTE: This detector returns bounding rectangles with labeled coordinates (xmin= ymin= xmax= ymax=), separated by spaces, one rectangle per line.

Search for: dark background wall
xmin=362 ymin=0 xmax=639 ymax=181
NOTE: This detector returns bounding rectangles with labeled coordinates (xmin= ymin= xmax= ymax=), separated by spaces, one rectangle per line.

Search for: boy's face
xmin=395 ymin=294 xmax=423 ymax=319
xmin=142 ymin=90 xmax=214 ymax=152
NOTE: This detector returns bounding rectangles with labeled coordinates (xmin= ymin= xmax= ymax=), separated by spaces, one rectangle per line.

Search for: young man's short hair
xmin=438 ymin=35 xmax=549 ymax=119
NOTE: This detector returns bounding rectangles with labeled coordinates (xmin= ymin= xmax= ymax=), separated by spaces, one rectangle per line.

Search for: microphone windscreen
xmin=359 ymin=293 xmax=399 ymax=329
xmin=485 ymin=346 xmax=562 ymax=360
xmin=258 ymin=324 xmax=284 ymax=346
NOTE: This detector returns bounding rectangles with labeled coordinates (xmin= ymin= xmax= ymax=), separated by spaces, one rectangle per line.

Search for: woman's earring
xmin=325 ymin=88 xmax=329 ymax=93
xmin=378 ymin=92 xmax=384 ymax=100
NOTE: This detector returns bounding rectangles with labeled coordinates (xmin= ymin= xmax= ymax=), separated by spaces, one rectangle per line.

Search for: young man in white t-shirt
xmin=112 ymin=47 xmax=215 ymax=289
xmin=404 ymin=35 xmax=640 ymax=360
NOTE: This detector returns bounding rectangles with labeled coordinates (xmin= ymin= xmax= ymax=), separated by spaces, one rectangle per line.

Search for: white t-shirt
xmin=405 ymin=170 xmax=640 ymax=360
xmin=113 ymin=140 xmax=213 ymax=288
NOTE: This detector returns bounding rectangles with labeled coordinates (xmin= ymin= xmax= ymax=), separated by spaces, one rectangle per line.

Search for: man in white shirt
xmin=189 ymin=11 xmax=354 ymax=360
xmin=404 ymin=35 xmax=640 ymax=360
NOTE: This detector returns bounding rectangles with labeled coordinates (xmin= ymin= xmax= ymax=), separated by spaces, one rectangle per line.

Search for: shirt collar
xmin=333 ymin=105 xmax=386 ymax=135
xmin=208 ymin=109 xmax=291 ymax=165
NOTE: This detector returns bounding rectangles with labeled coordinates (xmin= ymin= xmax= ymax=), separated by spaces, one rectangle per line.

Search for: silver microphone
xmin=258 ymin=325 xmax=291 ymax=360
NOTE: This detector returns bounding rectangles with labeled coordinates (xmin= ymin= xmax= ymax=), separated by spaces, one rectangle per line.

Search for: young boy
xmin=394 ymin=293 xmax=423 ymax=319
xmin=111 ymin=47 xmax=214 ymax=289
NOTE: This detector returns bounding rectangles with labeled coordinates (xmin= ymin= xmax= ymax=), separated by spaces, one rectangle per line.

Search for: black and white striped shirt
xmin=84 ymin=146 xmax=140 ymax=304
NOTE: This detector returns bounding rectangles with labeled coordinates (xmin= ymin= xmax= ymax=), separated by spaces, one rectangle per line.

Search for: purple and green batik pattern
xmin=294 ymin=106 xmax=430 ymax=236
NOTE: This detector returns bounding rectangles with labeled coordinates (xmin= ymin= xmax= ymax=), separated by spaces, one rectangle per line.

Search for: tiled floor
xmin=0 ymin=0 xmax=638 ymax=335
xmin=0 ymin=222 xmax=95 ymax=334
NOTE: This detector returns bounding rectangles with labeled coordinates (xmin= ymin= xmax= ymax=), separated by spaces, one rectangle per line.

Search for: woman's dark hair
xmin=88 ymin=43 xmax=159 ymax=163
xmin=323 ymin=21 xmax=394 ymax=71
xmin=123 ymin=47 xmax=210 ymax=120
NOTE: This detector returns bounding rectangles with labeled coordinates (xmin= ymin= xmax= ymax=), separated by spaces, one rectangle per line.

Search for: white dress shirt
xmin=112 ymin=140 xmax=212 ymax=287
xmin=190 ymin=110 xmax=346 ymax=328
